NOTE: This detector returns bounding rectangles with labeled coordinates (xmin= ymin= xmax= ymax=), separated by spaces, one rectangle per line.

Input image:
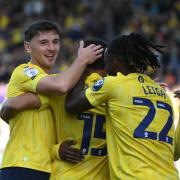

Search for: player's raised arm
xmin=0 ymin=93 xmax=41 ymax=122
xmin=36 ymin=41 xmax=103 ymax=96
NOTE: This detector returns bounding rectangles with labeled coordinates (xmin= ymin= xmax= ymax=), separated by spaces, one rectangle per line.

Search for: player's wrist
xmin=75 ymin=56 xmax=89 ymax=66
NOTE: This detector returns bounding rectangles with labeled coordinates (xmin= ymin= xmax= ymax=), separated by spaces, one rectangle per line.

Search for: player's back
xmin=50 ymin=73 xmax=109 ymax=180
xmin=104 ymin=72 xmax=179 ymax=179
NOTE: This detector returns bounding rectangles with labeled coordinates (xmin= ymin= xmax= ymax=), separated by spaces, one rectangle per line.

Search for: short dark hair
xmin=84 ymin=37 xmax=107 ymax=69
xmin=106 ymin=33 xmax=165 ymax=73
xmin=24 ymin=20 xmax=61 ymax=42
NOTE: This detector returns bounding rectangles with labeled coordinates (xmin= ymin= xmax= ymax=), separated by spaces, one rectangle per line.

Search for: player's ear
xmin=24 ymin=41 xmax=31 ymax=54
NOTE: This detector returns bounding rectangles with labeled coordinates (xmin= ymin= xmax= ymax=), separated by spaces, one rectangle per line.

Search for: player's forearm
xmin=0 ymin=93 xmax=41 ymax=122
xmin=65 ymin=87 xmax=94 ymax=114
xmin=0 ymin=100 xmax=18 ymax=123
xmin=1 ymin=102 xmax=39 ymax=123
xmin=55 ymin=57 xmax=88 ymax=92
xmin=10 ymin=93 xmax=41 ymax=111
xmin=36 ymin=42 xmax=103 ymax=96
xmin=37 ymin=57 xmax=88 ymax=96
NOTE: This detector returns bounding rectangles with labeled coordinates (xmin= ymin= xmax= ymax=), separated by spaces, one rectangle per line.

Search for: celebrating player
xmin=0 ymin=20 xmax=103 ymax=180
xmin=65 ymin=33 xmax=179 ymax=179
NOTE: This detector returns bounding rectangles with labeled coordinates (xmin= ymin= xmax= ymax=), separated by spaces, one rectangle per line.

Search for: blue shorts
xmin=0 ymin=167 xmax=50 ymax=180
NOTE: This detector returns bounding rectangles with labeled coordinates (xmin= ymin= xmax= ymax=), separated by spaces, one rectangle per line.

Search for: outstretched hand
xmin=77 ymin=40 xmax=104 ymax=65
xmin=154 ymin=78 xmax=168 ymax=90
xmin=174 ymin=90 xmax=180 ymax=99
xmin=59 ymin=140 xmax=84 ymax=163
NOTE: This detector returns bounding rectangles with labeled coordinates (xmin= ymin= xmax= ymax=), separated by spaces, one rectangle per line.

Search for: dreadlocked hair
xmin=107 ymin=32 xmax=166 ymax=73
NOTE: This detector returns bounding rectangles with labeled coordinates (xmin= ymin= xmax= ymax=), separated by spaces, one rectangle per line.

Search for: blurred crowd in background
xmin=0 ymin=0 xmax=179 ymax=97
xmin=0 ymin=0 xmax=179 ymax=90
xmin=0 ymin=0 xmax=180 ymax=167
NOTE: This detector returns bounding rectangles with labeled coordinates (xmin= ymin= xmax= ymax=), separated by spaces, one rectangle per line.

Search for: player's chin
xmin=46 ymin=58 xmax=56 ymax=67
xmin=44 ymin=61 xmax=55 ymax=69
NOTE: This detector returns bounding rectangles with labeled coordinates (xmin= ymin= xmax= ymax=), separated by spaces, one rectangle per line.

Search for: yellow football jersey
xmin=174 ymin=113 xmax=180 ymax=161
xmin=86 ymin=72 xmax=179 ymax=180
xmin=1 ymin=62 xmax=56 ymax=173
xmin=50 ymin=73 xmax=109 ymax=180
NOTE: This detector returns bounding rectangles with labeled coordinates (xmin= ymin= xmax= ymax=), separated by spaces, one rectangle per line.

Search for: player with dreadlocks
xmin=65 ymin=33 xmax=179 ymax=179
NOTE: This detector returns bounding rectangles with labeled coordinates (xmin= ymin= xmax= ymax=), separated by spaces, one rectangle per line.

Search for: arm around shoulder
xmin=0 ymin=93 xmax=41 ymax=122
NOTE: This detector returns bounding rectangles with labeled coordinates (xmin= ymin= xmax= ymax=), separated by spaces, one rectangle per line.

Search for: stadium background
xmin=0 ymin=0 xmax=180 ymax=174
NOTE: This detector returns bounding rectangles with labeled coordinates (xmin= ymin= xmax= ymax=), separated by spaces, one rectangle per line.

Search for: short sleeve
xmin=38 ymin=95 xmax=50 ymax=110
xmin=11 ymin=64 xmax=48 ymax=93
xmin=51 ymin=143 xmax=61 ymax=160
xmin=7 ymin=64 xmax=49 ymax=98
xmin=85 ymin=78 xmax=110 ymax=107
xmin=21 ymin=66 xmax=48 ymax=92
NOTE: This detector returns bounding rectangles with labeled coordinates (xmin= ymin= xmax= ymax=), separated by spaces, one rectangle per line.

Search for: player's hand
xmin=59 ymin=140 xmax=84 ymax=163
xmin=0 ymin=100 xmax=13 ymax=123
xmin=174 ymin=90 xmax=180 ymax=99
xmin=154 ymin=78 xmax=168 ymax=90
xmin=77 ymin=40 xmax=104 ymax=65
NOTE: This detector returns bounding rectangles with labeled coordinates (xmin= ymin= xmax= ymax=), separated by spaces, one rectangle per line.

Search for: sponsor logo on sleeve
xmin=92 ymin=79 xmax=104 ymax=91
xmin=24 ymin=67 xmax=38 ymax=80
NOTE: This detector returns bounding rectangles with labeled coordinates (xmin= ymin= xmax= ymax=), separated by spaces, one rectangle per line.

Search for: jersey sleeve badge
xmin=92 ymin=78 xmax=104 ymax=91
xmin=24 ymin=66 xmax=38 ymax=80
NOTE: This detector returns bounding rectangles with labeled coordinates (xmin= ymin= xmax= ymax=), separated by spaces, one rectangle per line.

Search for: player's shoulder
xmin=104 ymin=75 xmax=117 ymax=82
xmin=12 ymin=63 xmax=28 ymax=73
xmin=103 ymin=75 xmax=119 ymax=86
xmin=85 ymin=73 xmax=102 ymax=87
xmin=98 ymin=75 xmax=119 ymax=87
xmin=10 ymin=63 xmax=29 ymax=79
xmin=12 ymin=63 xmax=43 ymax=80
xmin=13 ymin=63 xmax=43 ymax=72
xmin=90 ymin=76 xmax=115 ymax=92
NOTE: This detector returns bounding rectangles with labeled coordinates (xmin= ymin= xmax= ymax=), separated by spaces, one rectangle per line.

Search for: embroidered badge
xmin=24 ymin=67 xmax=38 ymax=80
xmin=92 ymin=79 xmax=104 ymax=91
xmin=138 ymin=75 xmax=144 ymax=83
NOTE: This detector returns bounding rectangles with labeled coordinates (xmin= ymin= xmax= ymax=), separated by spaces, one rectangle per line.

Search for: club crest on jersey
xmin=92 ymin=79 xmax=104 ymax=91
xmin=138 ymin=75 xmax=144 ymax=83
xmin=24 ymin=66 xmax=38 ymax=80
